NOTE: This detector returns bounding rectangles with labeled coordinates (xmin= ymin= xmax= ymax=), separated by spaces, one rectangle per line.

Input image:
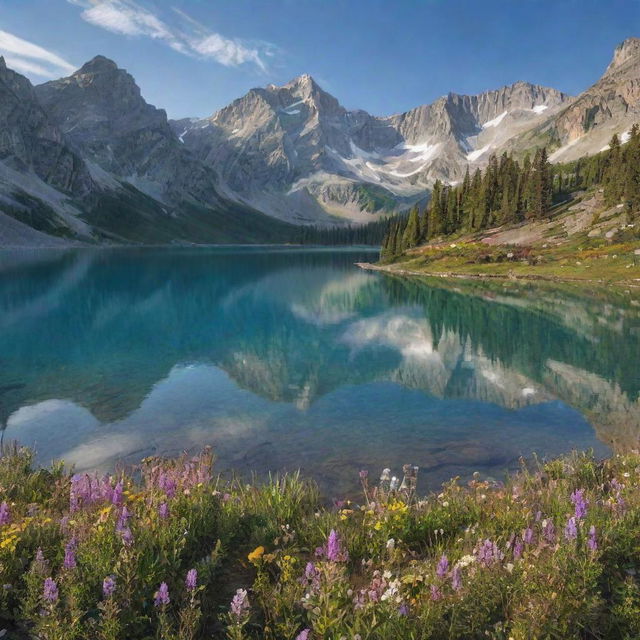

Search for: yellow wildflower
xmin=248 ymin=545 xmax=265 ymax=563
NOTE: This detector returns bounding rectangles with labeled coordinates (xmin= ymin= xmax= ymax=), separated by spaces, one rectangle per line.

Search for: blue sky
xmin=1 ymin=0 xmax=639 ymax=119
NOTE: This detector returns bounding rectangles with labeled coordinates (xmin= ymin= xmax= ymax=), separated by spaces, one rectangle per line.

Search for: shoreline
xmin=356 ymin=261 xmax=640 ymax=287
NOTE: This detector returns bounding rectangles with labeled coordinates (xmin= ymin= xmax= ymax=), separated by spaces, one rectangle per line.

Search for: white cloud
xmin=0 ymin=29 xmax=76 ymax=78
xmin=69 ymin=0 xmax=273 ymax=72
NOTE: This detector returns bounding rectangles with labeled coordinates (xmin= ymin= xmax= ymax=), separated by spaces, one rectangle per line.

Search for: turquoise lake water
xmin=0 ymin=247 xmax=638 ymax=497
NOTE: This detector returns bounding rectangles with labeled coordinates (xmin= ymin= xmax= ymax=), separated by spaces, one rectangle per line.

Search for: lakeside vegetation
xmin=376 ymin=129 xmax=640 ymax=283
xmin=1 ymin=446 xmax=640 ymax=639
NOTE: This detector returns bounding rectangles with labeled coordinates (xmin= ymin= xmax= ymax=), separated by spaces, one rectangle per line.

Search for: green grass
xmin=381 ymin=239 xmax=640 ymax=285
xmin=2 ymin=445 xmax=640 ymax=638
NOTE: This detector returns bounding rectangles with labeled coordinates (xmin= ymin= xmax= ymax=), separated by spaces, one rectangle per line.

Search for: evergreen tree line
xmin=290 ymin=216 xmax=396 ymax=246
xmin=553 ymin=124 xmax=640 ymax=213
xmin=381 ymin=128 xmax=640 ymax=259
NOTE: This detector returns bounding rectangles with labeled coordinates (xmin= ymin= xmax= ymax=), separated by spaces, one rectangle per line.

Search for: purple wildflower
xmin=326 ymin=529 xmax=348 ymax=563
xmin=535 ymin=510 xmax=542 ymax=522
xmin=112 ymin=481 xmax=123 ymax=506
xmin=158 ymin=502 xmax=169 ymax=519
xmin=436 ymin=554 xmax=449 ymax=578
xmin=158 ymin=473 xmax=177 ymax=499
xmin=476 ymin=539 xmax=504 ymax=567
xmin=542 ymin=519 xmax=556 ymax=543
xmin=120 ymin=527 xmax=134 ymax=547
xmin=399 ymin=603 xmax=410 ymax=616
xmin=185 ymin=569 xmax=197 ymax=591
xmin=523 ymin=527 xmax=534 ymax=545
xmin=587 ymin=525 xmax=598 ymax=551
xmin=230 ymin=588 xmax=250 ymax=620
xmin=102 ymin=576 xmax=116 ymax=597
xmin=430 ymin=584 xmax=442 ymax=601
xmin=154 ymin=582 xmax=170 ymax=607
xmin=571 ymin=489 xmax=588 ymax=519
xmin=513 ymin=538 xmax=523 ymax=560
xmin=35 ymin=548 xmax=45 ymax=564
xmin=116 ymin=505 xmax=130 ymax=532
xmin=0 ymin=501 xmax=10 ymax=525
xmin=43 ymin=578 xmax=58 ymax=603
xmin=564 ymin=516 xmax=578 ymax=540
xmin=295 ymin=630 xmax=311 ymax=640
xmin=451 ymin=566 xmax=462 ymax=592
xmin=359 ymin=470 xmax=368 ymax=481
xmin=63 ymin=538 xmax=77 ymax=570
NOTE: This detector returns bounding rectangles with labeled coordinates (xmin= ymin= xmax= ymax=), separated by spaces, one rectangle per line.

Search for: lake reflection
xmin=0 ymin=247 xmax=638 ymax=497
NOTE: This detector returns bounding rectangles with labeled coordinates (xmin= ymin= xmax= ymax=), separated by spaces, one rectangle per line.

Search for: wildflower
xmin=457 ymin=554 xmax=476 ymax=568
xmin=158 ymin=502 xmax=169 ymax=519
xmin=564 ymin=516 xmax=578 ymax=540
xmin=398 ymin=603 xmax=409 ymax=616
xmin=296 ymin=630 xmax=311 ymax=640
xmin=0 ymin=502 xmax=10 ymax=525
xmin=476 ymin=539 xmax=504 ymax=567
xmin=103 ymin=576 xmax=116 ymax=597
xmin=523 ymin=527 xmax=534 ymax=545
xmin=571 ymin=489 xmax=588 ymax=519
xmin=430 ymin=584 xmax=442 ymax=601
xmin=542 ymin=519 xmax=556 ymax=543
xmin=513 ymin=538 xmax=523 ymax=559
xmin=154 ymin=582 xmax=170 ymax=607
xmin=35 ymin=548 xmax=46 ymax=565
xmin=386 ymin=538 xmax=395 ymax=551
xmin=43 ymin=578 xmax=58 ymax=603
xmin=63 ymin=537 xmax=77 ymax=570
xmin=247 ymin=546 xmax=265 ymax=563
xmin=326 ymin=529 xmax=348 ymax=563
xmin=451 ymin=566 xmax=462 ymax=591
xmin=185 ymin=569 xmax=197 ymax=591
xmin=389 ymin=476 xmax=400 ymax=491
xmin=120 ymin=527 xmax=133 ymax=546
xmin=436 ymin=554 xmax=449 ymax=578
xmin=158 ymin=473 xmax=177 ymax=499
xmin=587 ymin=525 xmax=598 ymax=551
xmin=359 ymin=470 xmax=368 ymax=481
xmin=112 ymin=481 xmax=124 ymax=506
xmin=230 ymin=588 xmax=250 ymax=620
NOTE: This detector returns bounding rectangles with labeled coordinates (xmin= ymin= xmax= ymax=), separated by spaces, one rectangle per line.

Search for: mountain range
xmin=1 ymin=37 xmax=639 ymax=245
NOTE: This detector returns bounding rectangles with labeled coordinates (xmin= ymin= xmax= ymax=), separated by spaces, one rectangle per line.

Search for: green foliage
xmin=381 ymin=126 xmax=640 ymax=262
xmin=2 ymin=446 xmax=640 ymax=638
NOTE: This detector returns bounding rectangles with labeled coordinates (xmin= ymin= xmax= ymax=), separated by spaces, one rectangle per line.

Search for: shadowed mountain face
xmin=0 ymin=56 xmax=296 ymax=246
xmin=1 ymin=249 xmax=638 ymax=495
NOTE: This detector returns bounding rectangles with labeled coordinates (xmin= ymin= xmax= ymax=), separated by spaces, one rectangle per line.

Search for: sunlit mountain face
xmin=1 ymin=248 xmax=637 ymax=496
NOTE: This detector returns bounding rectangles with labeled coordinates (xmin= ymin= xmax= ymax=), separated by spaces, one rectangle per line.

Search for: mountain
xmin=0 ymin=56 xmax=295 ymax=246
xmin=1 ymin=38 xmax=639 ymax=245
xmin=0 ymin=55 xmax=95 ymax=242
xmin=173 ymin=77 xmax=569 ymax=224
xmin=521 ymin=37 xmax=640 ymax=162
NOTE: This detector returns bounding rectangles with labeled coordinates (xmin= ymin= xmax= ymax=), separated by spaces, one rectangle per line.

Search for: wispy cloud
xmin=0 ymin=30 xmax=76 ymax=78
xmin=68 ymin=0 xmax=276 ymax=72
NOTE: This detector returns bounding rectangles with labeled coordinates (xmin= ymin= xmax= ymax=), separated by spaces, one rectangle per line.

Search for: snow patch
xmin=548 ymin=136 xmax=582 ymax=162
xmin=482 ymin=111 xmax=508 ymax=129
xmin=178 ymin=129 xmax=187 ymax=143
xmin=531 ymin=105 xmax=548 ymax=114
xmin=467 ymin=144 xmax=492 ymax=162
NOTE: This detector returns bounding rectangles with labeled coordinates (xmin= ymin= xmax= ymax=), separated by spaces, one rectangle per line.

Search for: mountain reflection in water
xmin=0 ymin=247 xmax=637 ymax=496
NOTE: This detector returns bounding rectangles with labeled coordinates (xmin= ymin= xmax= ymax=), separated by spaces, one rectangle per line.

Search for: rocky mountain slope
xmin=1 ymin=38 xmax=639 ymax=245
xmin=0 ymin=56 xmax=295 ymax=246
xmin=174 ymin=77 xmax=569 ymax=225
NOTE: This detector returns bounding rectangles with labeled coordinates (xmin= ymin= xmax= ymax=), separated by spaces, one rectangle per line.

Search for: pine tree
xmin=403 ymin=206 xmax=421 ymax=248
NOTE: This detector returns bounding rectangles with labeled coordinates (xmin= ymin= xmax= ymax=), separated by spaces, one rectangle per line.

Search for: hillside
xmin=371 ymin=128 xmax=640 ymax=285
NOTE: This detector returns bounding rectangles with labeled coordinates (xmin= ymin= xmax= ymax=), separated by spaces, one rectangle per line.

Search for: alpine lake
xmin=1 ymin=247 xmax=638 ymax=498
